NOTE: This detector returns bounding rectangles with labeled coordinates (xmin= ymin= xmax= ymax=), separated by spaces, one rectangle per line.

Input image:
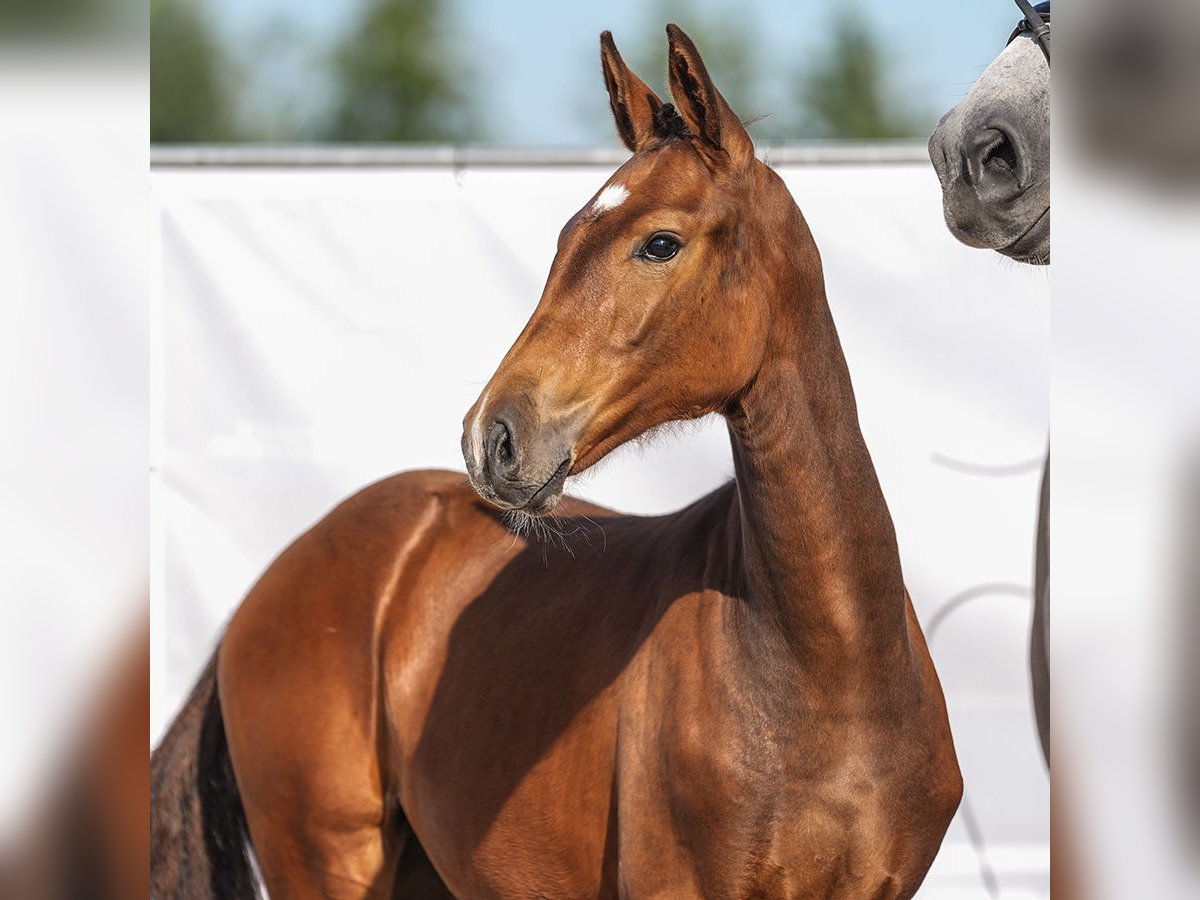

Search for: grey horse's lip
xmin=1000 ymin=206 xmax=1050 ymax=263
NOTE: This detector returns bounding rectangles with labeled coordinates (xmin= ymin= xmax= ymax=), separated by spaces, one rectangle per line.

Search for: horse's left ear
xmin=665 ymin=23 xmax=755 ymax=170
xmin=600 ymin=31 xmax=667 ymax=153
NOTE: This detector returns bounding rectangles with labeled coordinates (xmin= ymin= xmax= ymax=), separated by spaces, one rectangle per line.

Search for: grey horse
xmin=928 ymin=1 xmax=1051 ymax=769
xmin=929 ymin=6 xmax=1049 ymax=265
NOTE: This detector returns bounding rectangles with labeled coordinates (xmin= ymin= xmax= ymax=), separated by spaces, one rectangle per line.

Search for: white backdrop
xmin=151 ymin=149 xmax=1049 ymax=898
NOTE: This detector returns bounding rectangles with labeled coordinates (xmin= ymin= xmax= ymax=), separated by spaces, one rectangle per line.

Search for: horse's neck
xmin=725 ymin=276 xmax=908 ymax=667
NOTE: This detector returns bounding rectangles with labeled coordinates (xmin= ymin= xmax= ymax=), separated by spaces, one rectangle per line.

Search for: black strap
xmin=1009 ymin=0 xmax=1050 ymax=62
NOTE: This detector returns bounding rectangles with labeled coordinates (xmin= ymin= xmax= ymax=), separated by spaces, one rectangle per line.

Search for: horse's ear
xmin=665 ymin=23 xmax=754 ymax=169
xmin=600 ymin=31 xmax=666 ymax=152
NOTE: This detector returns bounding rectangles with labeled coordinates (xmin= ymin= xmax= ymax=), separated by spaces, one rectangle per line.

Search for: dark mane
xmin=652 ymin=101 xmax=692 ymax=141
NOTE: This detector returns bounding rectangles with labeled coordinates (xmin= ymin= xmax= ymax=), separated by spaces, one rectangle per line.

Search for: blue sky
xmin=208 ymin=0 xmax=1019 ymax=145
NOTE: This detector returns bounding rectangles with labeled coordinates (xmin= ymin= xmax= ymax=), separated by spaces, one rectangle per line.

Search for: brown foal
xmin=151 ymin=26 xmax=961 ymax=899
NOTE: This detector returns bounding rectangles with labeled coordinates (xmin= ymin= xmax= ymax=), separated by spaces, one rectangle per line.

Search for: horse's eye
xmin=641 ymin=233 xmax=681 ymax=262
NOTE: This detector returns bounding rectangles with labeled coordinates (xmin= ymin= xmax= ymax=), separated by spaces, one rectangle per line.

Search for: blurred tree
xmin=794 ymin=7 xmax=931 ymax=140
xmin=151 ymin=0 xmax=237 ymax=143
xmin=323 ymin=0 xmax=478 ymax=142
xmin=232 ymin=15 xmax=328 ymax=142
xmin=0 ymin=0 xmax=126 ymax=40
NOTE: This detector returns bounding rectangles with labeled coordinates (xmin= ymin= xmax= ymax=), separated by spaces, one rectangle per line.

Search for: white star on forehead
xmin=591 ymin=183 xmax=629 ymax=216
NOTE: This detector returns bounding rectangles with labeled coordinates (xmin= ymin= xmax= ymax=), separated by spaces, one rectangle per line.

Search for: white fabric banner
xmin=152 ymin=156 xmax=1049 ymax=897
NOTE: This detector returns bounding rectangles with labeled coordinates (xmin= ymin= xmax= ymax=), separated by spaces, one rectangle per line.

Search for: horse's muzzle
xmin=461 ymin=398 xmax=575 ymax=514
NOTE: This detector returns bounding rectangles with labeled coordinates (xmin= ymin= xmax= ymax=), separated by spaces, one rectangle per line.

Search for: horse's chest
xmin=610 ymin=694 xmax=942 ymax=898
xmin=613 ymin=759 xmax=923 ymax=899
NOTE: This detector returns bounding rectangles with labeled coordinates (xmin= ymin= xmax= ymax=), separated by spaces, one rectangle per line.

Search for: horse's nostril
xmin=488 ymin=420 xmax=516 ymax=473
xmin=982 ymin=131 xmax=1019 ymax=177
xmin=965 ymin=126 xmax=1024 ymax=194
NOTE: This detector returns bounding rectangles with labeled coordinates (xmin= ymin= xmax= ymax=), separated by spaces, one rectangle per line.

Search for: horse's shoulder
xmin=334 ymin=468 xmax=475 ymax=520
xmin=360 ymin=467 xmax=471 ymax=496
xmin=555 ymin=491 xmax=621 ymax=521
xmin=328 ymin=470 xmax=629 ymax=544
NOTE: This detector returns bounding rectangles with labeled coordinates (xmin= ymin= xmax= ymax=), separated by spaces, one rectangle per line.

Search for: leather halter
xmin=1009 ymin=0 xmax=1051 ymax=62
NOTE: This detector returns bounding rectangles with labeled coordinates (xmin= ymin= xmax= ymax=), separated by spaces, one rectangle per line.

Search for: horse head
xmin=928 ymin=12 xmax=1050 ymax=264
xmin=463 ymin=25 xmax=812 ymax=515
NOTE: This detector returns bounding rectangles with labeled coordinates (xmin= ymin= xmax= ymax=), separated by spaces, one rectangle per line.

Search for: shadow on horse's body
xmin=153 ymin=24 xmax=962 ymax=899
xmin=210 ymin=470 xmax=954 ymax=898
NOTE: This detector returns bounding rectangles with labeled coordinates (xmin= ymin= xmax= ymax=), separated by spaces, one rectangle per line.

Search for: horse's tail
xmin=151 ymin=647 xmax=257 ymax=898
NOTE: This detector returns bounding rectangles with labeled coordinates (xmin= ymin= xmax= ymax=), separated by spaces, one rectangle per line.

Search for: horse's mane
xmin=652 ymin=102 xmax=692 ymax=141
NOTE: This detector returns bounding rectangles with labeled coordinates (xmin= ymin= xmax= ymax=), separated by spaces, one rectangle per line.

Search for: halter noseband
xmin=1008 ymin=0 xmax=1050 ymax=62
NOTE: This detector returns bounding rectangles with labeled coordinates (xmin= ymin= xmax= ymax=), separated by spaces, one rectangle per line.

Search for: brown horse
xmin=151 ymin=26 xmax=961 ymax=899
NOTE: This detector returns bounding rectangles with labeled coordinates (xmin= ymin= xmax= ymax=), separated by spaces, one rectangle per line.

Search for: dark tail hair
xmin=151 ymin=648 xmax=257 ymax=898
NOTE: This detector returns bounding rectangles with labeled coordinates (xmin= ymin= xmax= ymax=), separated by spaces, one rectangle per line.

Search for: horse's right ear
xmin=665 ymin=23 xmax=754 ymax=170
xmin=600 ymin=31 xmax=666 ymax=152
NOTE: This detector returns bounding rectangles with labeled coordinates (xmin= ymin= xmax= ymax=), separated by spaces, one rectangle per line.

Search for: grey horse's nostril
xmin=985 ymin=132 xmax=1018 ymax=175
xmin=966 ymin=126 xmax=1023 ymax=194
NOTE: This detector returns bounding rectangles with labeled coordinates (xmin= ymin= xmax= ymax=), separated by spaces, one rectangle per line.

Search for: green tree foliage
xmin=149 ymin=1 xmax=925 ymax=145
xmin=151 ymin=0 xmax=236 ymax=143
xmin=0 ymin=0 xmax=127 ymax=40
xmin=323 ymin=0 xmax=477 ymax=142
xmin=232 ymin=15 xmax=327 ymax=142
xmin=794 ymin=8 xmax=930 ymax=140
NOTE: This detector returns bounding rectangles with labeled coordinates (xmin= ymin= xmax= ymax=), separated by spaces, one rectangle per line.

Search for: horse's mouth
xmin=1000 ymin=207 xmax=1050 ymax=264
xmin=522 ymin=457 xmax=572 ymax=515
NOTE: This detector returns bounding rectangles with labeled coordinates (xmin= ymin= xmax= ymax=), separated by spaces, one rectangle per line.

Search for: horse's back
xmin=218 ymin=465 xmax=630 ymax=752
